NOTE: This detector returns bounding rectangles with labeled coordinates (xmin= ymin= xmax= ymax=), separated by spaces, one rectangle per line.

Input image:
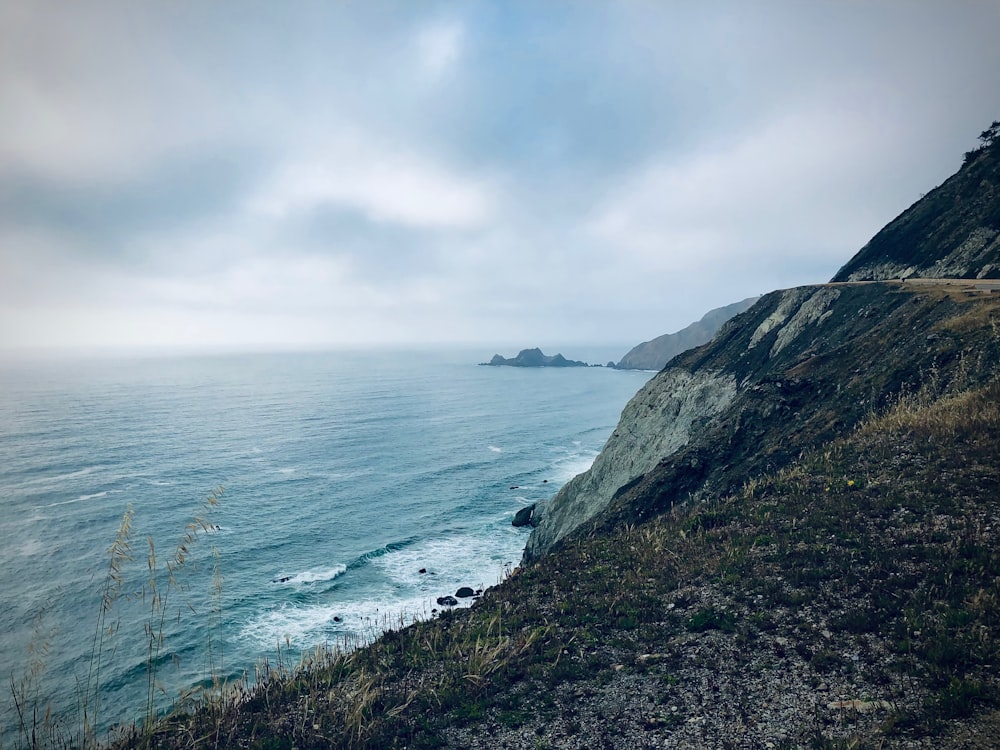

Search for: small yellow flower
xmin=847 ymin=480 xmax=855 ymax=487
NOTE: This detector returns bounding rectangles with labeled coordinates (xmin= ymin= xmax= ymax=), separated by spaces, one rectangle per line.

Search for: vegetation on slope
xmin=832 ymin=125 xmax=1000 ymax=281
xmin=102 ymin=293 xmax=1000 ymax=749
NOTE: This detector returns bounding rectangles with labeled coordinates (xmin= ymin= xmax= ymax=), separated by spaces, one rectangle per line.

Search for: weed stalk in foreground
xmin=79 ymin=503 xmax=135 ymax=749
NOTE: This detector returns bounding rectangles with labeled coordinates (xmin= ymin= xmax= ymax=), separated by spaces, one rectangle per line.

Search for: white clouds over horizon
xmin=1 ymin=1 xmax=999 ymax=353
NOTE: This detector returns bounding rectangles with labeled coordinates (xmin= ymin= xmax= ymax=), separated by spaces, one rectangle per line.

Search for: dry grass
xmin=7 ymin=368 xmax=1000 ymax=749
xmin=4 ymin=490 xmax=225 ymax=750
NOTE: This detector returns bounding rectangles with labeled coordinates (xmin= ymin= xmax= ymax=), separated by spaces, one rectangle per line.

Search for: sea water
xmin=0 ymin=348 xmax=649 ymax=739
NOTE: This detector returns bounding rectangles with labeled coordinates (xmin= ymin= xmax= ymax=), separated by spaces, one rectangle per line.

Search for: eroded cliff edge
xmin=524 ymin=280 xmax=1000 ymax=561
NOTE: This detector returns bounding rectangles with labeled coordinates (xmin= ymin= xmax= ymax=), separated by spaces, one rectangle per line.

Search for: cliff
xmin=614 ymin=296 xmax=759 ymax=370
xmin=524 ymin=134 xmax=1000 ymax=562
xmin=832 ymin=126 xmax=1000 ymax=281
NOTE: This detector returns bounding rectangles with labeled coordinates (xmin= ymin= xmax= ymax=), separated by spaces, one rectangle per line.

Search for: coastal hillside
xmin=133 ymin=291 xmax=1000 ymax=749
xmin=832 ymin=121 xmax=1000 ymax=282
xmin=524 ymin=279 xmax=1000 ymax=561
xmin=525 ymin=130 xmax=1000 ymax=561
xmin=96 ymin=127 xmax=1000 ymax=748
xmin=613 ymin=297 xmax=759 ymax=371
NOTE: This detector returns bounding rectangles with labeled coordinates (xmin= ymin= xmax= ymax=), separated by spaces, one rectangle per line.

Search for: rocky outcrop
xmin=524 ymin=281 xmax=1000 ymax=561
xmin=524 ymin=368 xmax=738 ymax=559
xmin=511 ymin=504 xmax=537 ymax=528
xmin=481 ymin=348 xmax=590 ymax=367
xmin=614 ymin=296 xmax=759 ymax=370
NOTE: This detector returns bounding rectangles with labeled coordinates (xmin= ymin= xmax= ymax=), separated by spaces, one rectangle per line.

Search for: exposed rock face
xmin=481 ymin=348 xmax=589 ymax=367
xmin=511 ymin=504 xmax=536 ymax=527
xmin=524 ymin=368 xmax=738 ymax=559
xmin=524 ymin=281 xmax=1000 ymax=561
xmin=832 ymin=138 xmax=1000 ymax=281
xmin=524 ymin=139 xmax=1000 ymax=563
xmin=615 ymin=296 xmax=759 ymax=370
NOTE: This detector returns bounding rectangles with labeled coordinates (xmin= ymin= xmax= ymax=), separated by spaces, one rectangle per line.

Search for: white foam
xmin=18 ymin=539 xmax=43 ymax=557
xmin=488 ymin=445 xmax=503 ymax=453
xmin=275 ymin=565 xmax=347 ymax=586
xmin=242 ymin=527 xmax=525 ymax=651
xmin=44 ymin=490 xmax=110 ymax=508
xmin=239 ymin=594 xmax=435 ymax=650
xmin=373 ymin=531 xmax=522 ymax=594
xmin=240 ymin=602 xmax=343 ymax=649
xmin=550 ymin=448 xmax=599 ymax=483
xmin=16 ymin=465 xmax=104 ymax=489
xmin=325 ymin=468 xmax=374 ymax=481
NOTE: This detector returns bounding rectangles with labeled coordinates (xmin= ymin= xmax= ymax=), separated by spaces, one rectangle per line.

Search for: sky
xmin=1 ymin=1 xmax=999 ymax=355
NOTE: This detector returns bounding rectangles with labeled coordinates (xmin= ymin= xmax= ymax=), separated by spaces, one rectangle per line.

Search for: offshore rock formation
xmin=480 ymin=348 xmax=589 ymax=367
xmin=613 ymin=296 xmax=759 ymax=371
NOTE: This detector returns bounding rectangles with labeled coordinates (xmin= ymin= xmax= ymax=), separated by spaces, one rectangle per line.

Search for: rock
xmin=418 ymin=568 xmax=427 ymax=574
xmin=523 ymin=368 xmax=739 ymax=561
xmin=512 ymin=504 xmax=536 ymax=527
xmin=826 ymin=699 xmax=893 ymax=714
xmin=436 ymin=596 xmax=458 ymax=607
xmin=455 ymin=587 xmax=475 ymax=598
xmin=479 ymin=348 xmax=589 ymax=367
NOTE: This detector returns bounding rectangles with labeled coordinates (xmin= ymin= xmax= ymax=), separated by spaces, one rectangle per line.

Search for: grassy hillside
xmin=110 ymin=290 xmax=1000 ymax=749
xmin=832 ymin=130 xmax=1000 ymax=281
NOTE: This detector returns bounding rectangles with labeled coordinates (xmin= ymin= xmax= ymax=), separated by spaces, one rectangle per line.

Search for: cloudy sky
xmin=1 ymin=1 xmax=998 ymax=354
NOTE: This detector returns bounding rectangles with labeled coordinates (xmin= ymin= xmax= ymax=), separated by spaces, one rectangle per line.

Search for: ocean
xmin=0 ymin=348 xmax=649 ymax=740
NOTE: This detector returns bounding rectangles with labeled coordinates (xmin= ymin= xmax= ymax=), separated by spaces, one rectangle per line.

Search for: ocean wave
xmin=238 ymin=595 xmax=438 ymax=651
xmin=14 ymin=464 xmax=105 ymax=490
xmin=371 ymin=530 xmax=521 ymax=593
xmin=347 ymin=537 xmax=420 ymax=570
xmin=272 ymin=565 xmax=347 ymax=586
xmin=550 ymin=448 xmax=599 ymax=483
xmin=44 ymin=490 xmax=112 ymax=508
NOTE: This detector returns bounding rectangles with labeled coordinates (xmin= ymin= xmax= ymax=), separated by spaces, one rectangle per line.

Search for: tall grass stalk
xmin=8 ymin=609 xmax=55 ymax=750
xmin=81 ymin=503 xmax=135 ymax=749
xmin=143 ymin=487 xmax=223 ymax=735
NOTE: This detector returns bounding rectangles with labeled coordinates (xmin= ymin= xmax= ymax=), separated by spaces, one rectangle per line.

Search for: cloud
xmin=251 ymin=136 xmax=495 ymax=230
xmin=588 ymin=105 xmax=900 ymax=271
xmin=415 ymin=20 xmax=464 ymax=79
xmin=2 ymin=2 xmax=1000 ymax=352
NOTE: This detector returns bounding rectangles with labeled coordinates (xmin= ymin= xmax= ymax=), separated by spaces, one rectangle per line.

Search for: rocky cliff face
xmin=614 ymin=296 xmax=759 ymax=371
xmin=524 ymin=135 xmax=1000 ymax=561
xmin=525 ymin=279 xmax=1000 ymax=560
xmin=523 ymin=368 xmax=738 ymax=559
